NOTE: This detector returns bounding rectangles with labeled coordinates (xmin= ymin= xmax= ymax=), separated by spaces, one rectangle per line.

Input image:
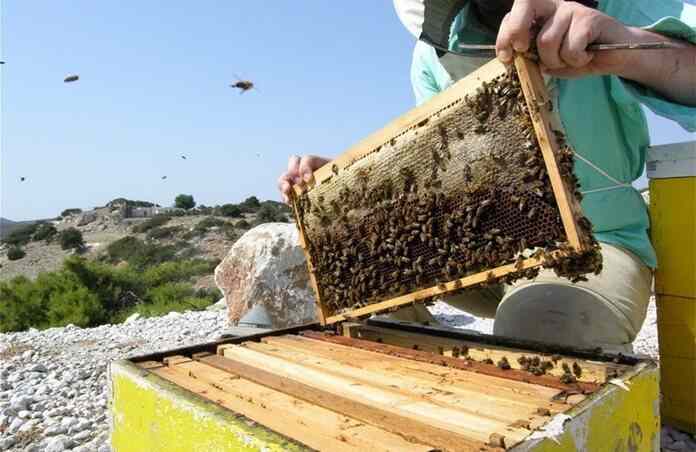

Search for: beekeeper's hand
xmin=278 ymin=155 xmax=330 ymax=204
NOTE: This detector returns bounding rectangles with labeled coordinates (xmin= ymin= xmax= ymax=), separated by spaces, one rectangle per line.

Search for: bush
xmin=131 ymin=215 xmax=171 ymax=233
xmin=59 ymin=228 xmax=84 ymax=250
xmin=142 ymin=259 xmax=215 ymax=287
xmin=195 ymin=217 xmax=226 ymax=233
xmin=146 ymin=225 xmax=182 ymax=241
xmin=0 ymin=255 xmax=217 ymax=333
xmin=33 ymin=223 xmax=58 ymax=242
xmin=61 ymin=208 xmax=82 ymax=218
xmin=239 ymin=196 xmax=261 ymax=212
xmin=255 ymin=204 xmax=288 ymax=224
xmin=2 ymin=223 xmax=39 ymax=246
xmin=235 ymin=219 xmax=251 ymax=230
xmin=7 ymin=246 xmax=26 ymax=261
xmin=105 ymin=236 xmax=181 ymax=269
xmin=174 ymin=194 xmax=196 ymax=210
xmin=222 ymin=222 xmax=238 ymax=241
xmin=220 ymin=204 xmax=242 ymax=218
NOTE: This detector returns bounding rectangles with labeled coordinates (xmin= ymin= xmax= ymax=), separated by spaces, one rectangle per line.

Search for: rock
xmin=27 ymin=363 xmax=47 ymax=373
xmin=45 ymin=425 xmax=68 ymax=436
xmin=123 ymin=313 xmax=140 ymax=324
xmin=72 ymin=430 xmax=91 ymax=441
xmin=215 ymin=223 xmax=316 ymax=328
xmin=45 ymin=435 xmax=74 ymax=452
xmin=77 ymin=211 xmax=97 ymax=226
xmin=0 ymin=436 xmax=16 ymax=450
xmin=669 ymin=440 xmax=687 ymax=451
xmin=11 ymin=397 xmax=33 ymax=412
xmin=8 ymin=416 xmax=24 ymax=433
xmin=206 ymin=297 xmax=227 ymax=311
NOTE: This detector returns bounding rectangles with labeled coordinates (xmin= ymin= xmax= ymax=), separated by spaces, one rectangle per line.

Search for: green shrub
xmin=7 ymin=246 xmax=26 ymax=261
xmin=105 ymin=236 xmax=181 ymax=269
xmin=255 ymin=204 xmax=288 ymax=224
xmin=235 ymin=219 xmax=251 ymax=230
xmin=142 ymin=259 xmax=215 ymax=286
xmin=60 ymin=208 xmax=83 ymax=218
xmin=239 ymin=196 xmax=261 ymax=212
xmin=220 ymin=204 xmax=242 ymax=218
xmin=106 ymin=236 xmax=142 ymax=262
xmin=131 ymin=215 xmax=171 ymax=233
xmin=0 ymin=276 xmax=47 ymax=332
xmin=59 ymin=228 xmax=84 ymax=250
xmin=146 ymin=225 xmax=182 ymax=241
xmin=222 ymin=222 xmax=238 ymax=241
xmin=46 ymin=285 xmax=105 ymax=328
xmin=0 ymin=255 xmax=217 ymax=333
xmin=33 ymin=223 xmax=58 ymax=242
xmin=174 ymin=194 xmax=196 ymax=210
xmin=195 ymin=217 xmax=226 ymax=233
xmin=2 ymin=223 xmax=39 ymax=246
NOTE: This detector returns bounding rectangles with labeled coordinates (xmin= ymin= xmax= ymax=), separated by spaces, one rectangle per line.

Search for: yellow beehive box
xmin=648 ymin=141 xmax=696 ymax=433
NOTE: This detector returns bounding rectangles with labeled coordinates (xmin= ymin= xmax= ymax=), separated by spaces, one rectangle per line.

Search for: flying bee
xmin=230 ymin=76 xmax=256 ymax=94
xmin=331 ymin=164 xmax=339 ymax=175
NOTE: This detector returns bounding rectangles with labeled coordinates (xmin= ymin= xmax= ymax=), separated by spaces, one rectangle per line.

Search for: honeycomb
xmin=294 ymin=67 xmax=601 ymax=318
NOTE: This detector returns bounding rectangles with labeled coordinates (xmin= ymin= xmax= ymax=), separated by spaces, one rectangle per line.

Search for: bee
xmin=230 ymin=77 xmax=256 ymax=93
xmin=331 ymin=164 xmax=339 ymax=175
xmin=486 ymin=272 xmax=496 ymax=285
xmin=572 ymin=362 xmax=582 ymax=378
xmin=536 ymin=407 xmax=551 ymax=416
xmin=527 ymin=207 xmax=538 ymax=220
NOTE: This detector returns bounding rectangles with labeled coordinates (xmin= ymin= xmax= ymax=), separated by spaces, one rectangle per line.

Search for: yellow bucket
xmin=648 ymin=141 xmax=696 ymax=433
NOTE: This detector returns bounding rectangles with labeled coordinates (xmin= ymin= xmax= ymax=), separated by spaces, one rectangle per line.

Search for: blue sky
xmin=1 ymin=1 xmax=693 ymax=221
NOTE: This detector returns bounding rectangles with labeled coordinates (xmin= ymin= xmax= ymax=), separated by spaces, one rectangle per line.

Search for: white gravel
xmin=1 ymin=298 xmax=693 ymax=451
xmin=0 ymin=310 xmax=227 ymax=452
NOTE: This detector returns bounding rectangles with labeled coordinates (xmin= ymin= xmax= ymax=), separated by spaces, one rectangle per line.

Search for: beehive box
xmin=110 ymin=320 xmax=660 ymax=451
xmin=292 ymin=57 xmax=601 ymax=325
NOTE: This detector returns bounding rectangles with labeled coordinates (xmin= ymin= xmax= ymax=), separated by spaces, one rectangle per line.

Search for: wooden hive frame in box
xmin=292 ymin=56 xmax=599 ymax=325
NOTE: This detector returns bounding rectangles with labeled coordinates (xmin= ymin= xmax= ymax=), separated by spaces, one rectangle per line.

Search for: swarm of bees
xmin=296 ymin=68 xmax=601 ymax=315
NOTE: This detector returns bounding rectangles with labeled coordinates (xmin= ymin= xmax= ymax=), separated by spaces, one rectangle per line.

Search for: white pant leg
xmin=493 ymin=243 xmax=652 ymax=353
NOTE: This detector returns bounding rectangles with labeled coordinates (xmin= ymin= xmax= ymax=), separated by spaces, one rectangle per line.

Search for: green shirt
xmin=411 ymin=0 xmax=696 ymax=268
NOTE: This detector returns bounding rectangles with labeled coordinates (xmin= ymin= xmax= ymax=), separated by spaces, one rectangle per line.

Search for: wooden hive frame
xmin=136 ymin=326 xmax=643 ymax=451
xmin=292 ymin=56 xmax=593 ymax=325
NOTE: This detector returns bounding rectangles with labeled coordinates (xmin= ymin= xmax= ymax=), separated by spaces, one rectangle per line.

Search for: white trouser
xmin=389 ymin=243 xmax=653 ymax=354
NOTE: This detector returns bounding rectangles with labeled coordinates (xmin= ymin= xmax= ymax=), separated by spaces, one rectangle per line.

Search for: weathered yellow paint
xmin=513 ymin=364 xmax=660 ymax=452
xmin=650 ymin=176 xmax=696 ymax=434
xmin=659 ymin=356 xmax=696 ymax=406
xmin=109 ymin=360 xmax=308 ymax=452
xmin=662 ymin=397 xmax=696 ymax=434
xmin=650 ymin=177 xmax=696 ymax=299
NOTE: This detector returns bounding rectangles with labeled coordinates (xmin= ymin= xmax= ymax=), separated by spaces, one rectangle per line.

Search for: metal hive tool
xmin=292 ymin=56 xmax=602 ymax=325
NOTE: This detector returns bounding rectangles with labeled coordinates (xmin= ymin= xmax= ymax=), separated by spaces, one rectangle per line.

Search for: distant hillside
xmin=0 ymin=217 xmax=38 ymax=240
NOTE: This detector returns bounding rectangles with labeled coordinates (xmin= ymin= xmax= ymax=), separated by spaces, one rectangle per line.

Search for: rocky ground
xmin=1 ymin=300 xmax=694 ymax=451
xmin=0 ymin=309 xmax=226 ymax=451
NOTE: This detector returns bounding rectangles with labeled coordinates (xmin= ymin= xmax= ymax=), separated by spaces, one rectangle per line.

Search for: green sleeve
xmin=410 ymin=40 xmax=443 ymax=106
xmin=606 ymin=0 xmax=696 ymax=132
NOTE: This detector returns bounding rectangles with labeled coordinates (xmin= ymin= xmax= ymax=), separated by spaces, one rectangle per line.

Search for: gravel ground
xmin=0 ymin=311 xmax=226 ymax=451
xmin=1 ymin=299 xmax=694 ymax=451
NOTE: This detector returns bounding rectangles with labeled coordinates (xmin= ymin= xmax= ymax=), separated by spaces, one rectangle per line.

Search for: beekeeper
xmin=278 ymin=0 xmax=696 ymax=353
